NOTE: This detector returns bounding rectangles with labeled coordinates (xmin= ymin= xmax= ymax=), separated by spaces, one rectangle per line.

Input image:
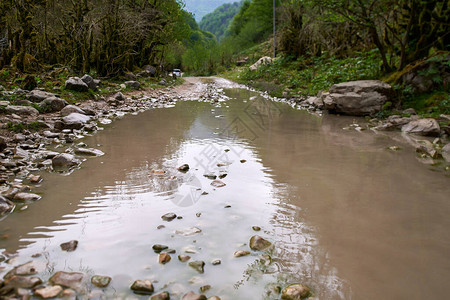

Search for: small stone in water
xmin=151 ymin=291 xmax=170 ymax=300
xmin=60 ymin=240 xmax=78 ymax=252
xmin=189 ymin=261 xmax=205 ymax=274
xmin=252 ymin=226 xmax=261 ymax=231
xmin=29 ymin=175 xmax=42 ymax=183
xmin=49 ymin=271 xmax=84 ymax=290
xmin=178 ymin=164 xmax=190 ymax=173
xmin=91 ymin=275 xmax=111 ymax=288
xmin=234 ymin=250 xmax=250 ymax=257
xmin=281 ymin=283 xmax=311 ymax=300
xmin=157 ymin=225 xmax=166 ymax=229
xmin=130 ymin=280 xmax=154 ymax=295
xmin=200 ymin=285 xmax=211 ymax=293
xmin=203 ymin=173 xmax=217 ymax=180
xmin=179 ymin=255 xmax=191 ymax=262
xmin=240 ymin=159 xmax=247 ymax=163
xmin=152 ymin=244 xmax=168 ymax=253
xmin=211 ymin=259 xmax=221 ymax=265
xmin=249 ymin=235 xmax=272 ymax=251
xmin=218 ymin=173 xmax=227 ymax=179
xmin=161 ymin=213 xmax=177 ymax=221
xmin=224 ymin=205 xmax=231 ymax=208
xmin=163 ymin=249 xmax=176 ymax=254
xmin=211 ymin=180 xmax=226 ymax=187
xmin=159 ymin=253 xmax=171 ymax=264
xmin=182 ymin=291 xmax=207 ymax=300
xmin=196 ymin=212 xmax=201 ymax=217
xmin=177 ymin=216 xmax=183 ymax=219
xmin=175 ymin=227 xmax=202 ymax=236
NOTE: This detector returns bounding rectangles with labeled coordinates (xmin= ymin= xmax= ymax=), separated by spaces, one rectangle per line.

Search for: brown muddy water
xmin=1 ymin=87 xmax=450 ymax=299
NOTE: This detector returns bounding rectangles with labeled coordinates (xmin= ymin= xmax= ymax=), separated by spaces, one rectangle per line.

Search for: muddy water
xmin=1 ymin=87 xmax=450 ymax=299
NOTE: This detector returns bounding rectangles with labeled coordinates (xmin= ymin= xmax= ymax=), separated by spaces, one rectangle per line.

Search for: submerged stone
xmin=281 ymin=283 xmax=311 ymax=300
xmin=234 ymin=250 xmax=250 ymax=258
xmin=161 ymin=213 xmax=177 ymax=221
xmin=151 ymin=291 xmax=170 ymax=300
xmin=130 ymin=280 xmax=154 ymax=295
xmin=177 ymin=164 xmax=190 ymax=172
xmin=182 ymin=291 xmax=207 ymax=300
xmin=49 ymin=271 xmax=84 ymax=290
xmin=159 ymin=253 xmax=171 ymax=264
xmin=189 ymin=261 xmax=205 ymax=274
xmin=249 ymin=235 xmax=272 ymax=251
xmin=91 ymin=275 xmax=111 ymax=288
xmin=60 ymin=240 xmax=78 ymax=252
xmin=152 ymin=244 xmax=169 ymax=253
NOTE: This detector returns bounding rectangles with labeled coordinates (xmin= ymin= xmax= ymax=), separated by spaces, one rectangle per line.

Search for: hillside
xmin=184 ymin=0 xmax=237 ymax=21
xmin=199 ymin=1 xmax=242 ymax=41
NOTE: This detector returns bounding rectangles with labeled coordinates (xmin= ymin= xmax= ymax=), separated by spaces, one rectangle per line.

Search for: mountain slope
xmin=199 ymin=1 xmax=242 ymax=41
xmin=184 ymin=0 xmax=236 ymax=22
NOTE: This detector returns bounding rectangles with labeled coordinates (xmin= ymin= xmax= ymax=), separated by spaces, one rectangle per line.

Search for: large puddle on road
xmin=1 ymin=87 xmax=450 ymax=299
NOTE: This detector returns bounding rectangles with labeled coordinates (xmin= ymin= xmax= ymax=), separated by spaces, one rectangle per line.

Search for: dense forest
xmin=199 ymin=1 xmax=243 ymax=42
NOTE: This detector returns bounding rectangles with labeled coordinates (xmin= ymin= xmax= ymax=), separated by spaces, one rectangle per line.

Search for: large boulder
xmin=401 ymin=118 xmax=440 ymax=136
xmin=62 ymin=113 xmax=91 ymax=129
xmin=5 ymin=105 xmax=39 ymax=116
xmin=65 ymin=77 xmax=89 ymax=92
xmin=81 ymin=74 xmax=98 ymax=91
xmin=124 ymin=81 xmax=141 ymax=89
xmin=323 ymin=80 xmax=394 ymax=116
xmin=40 ymin=97 xmax=68 ymax=112
xmin=27 ymin=90 xmax=55 ymax=102
xmin=52 ymin=153 xmax=81 ymax=169
xmin=60 ymin=105 xmax=86 ymax=117
xmin=249 ymin=56 xmax=273 ymax=71
xmin=143 ymin=65 xmax=157 ymax=76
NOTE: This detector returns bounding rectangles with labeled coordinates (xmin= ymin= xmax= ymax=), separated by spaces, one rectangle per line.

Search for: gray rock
xmin=306 ymin=96 xmax=324 ymax=109
xmin=152 ymin=244 xmax=169 ymax=253
xmin=442 ymin=143 xmax=450 ymax=162
xmin=211 ymin=259 xmax=221 ymax=265
xmin=5 ymin=105 xmax=39 ymax=116
xmin=150 ymin=291 xmax=170 ymax=300
xmin=40 ymin=97 xmax=68 ymax=112
xmin=13 ymin=192 xmax=41 ymax=202
xmin=125 ymin=72 xmax=137 ymax=81
xmin=158 ymin=79 xmax=167 ymax=86
xmin=125 ymin=81 xmax=141 ymax=89
xmin=14 ymin=99 xmax=33 ymax=106
xmin=250 ymin=56 xmax=273 ymax=71
xmin=401 ymin=118 xmax=440 ymax=136
xmin=81 ymin=74 xmax=97 ymax=91
xmin=249 ymin=235 xmax=272 ymax=251
xmin=130 ymin=280 xmax=154 ymax=294
xmin=60 ymin=105 xmax=86 ymax=117
xmin=182 ymin=291 xmax=207 ymax=300
xmin=402 ymin=108 xmax=417 ymax=115
xmin=65 ymin=77 xmax=89 ymax=92
xmin=324 ymin=80 xmax=394 ymax=116
xmin=52 ymin=153 xmax=81 ymax=168
xmin=281 ymin=283 xmax=311 ymax=300
xmin=49 ymin=271 xmax=84 ymax=290
xmin=62 ymin=113 xmax=91 ymax=129
xmin=60 ymin=240 xmax=78 ymax=252
xmin=143 ymin=65 xmax=157 ymax=76
xmin=114 ymin=92 xmax=125 ymax=101
xmin=34 ymin=285 xmax=63 ymax=299
xmin=188 ymin=261 xmax=205 ymax=274
xmin=91 ymin=275 xmax=111 ymax=288
xmin=27 ymin=90 xmax=55 ymax=102
xmin=74 ymin=147 xmax=104 ymax=156
xmin=0 ymin=196 xmax=14 ymax=216
xmin=0 ymin=136 xmax=7 ymax=152
xmin=161 ymin=212 xmax=177 ymax=221
xmin=3 ymin=275 xmax=42 ymax=289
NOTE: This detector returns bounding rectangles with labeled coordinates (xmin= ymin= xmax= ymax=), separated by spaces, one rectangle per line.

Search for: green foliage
xmin=237 ymin=50 xmax=381 ymax=96
xmin=7 ymin=121 xmax=46 ymax=132
xmin=199 ymin=1 xmax=243 ymax=41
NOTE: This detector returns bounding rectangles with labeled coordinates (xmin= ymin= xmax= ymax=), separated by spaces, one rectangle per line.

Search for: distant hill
xmin=184 ymin=0 xmax=237 ymax=22
xmin=199 ymin=1 xmax=242 ymax=41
